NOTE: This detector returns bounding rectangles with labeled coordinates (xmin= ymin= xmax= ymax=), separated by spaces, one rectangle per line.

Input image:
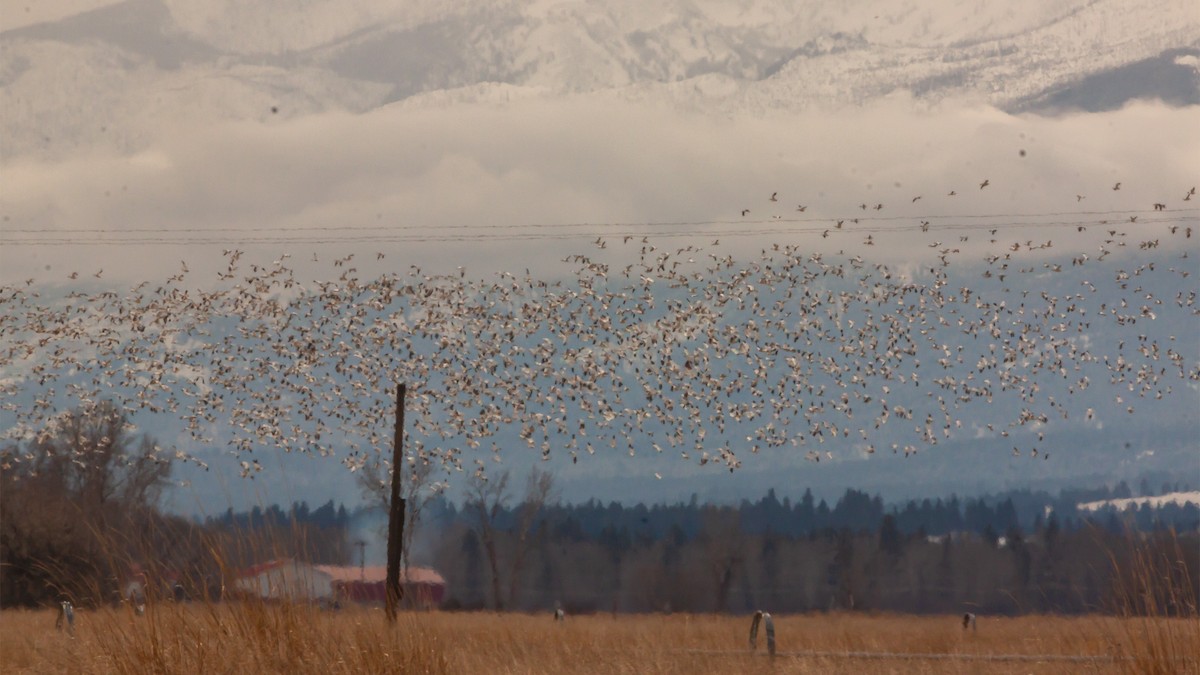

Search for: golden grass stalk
xmin=1105 ymin=528 xmax=1200 ymax=675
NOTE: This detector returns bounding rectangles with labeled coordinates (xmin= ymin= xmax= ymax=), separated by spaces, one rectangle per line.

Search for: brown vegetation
xmin=0 ymin=402 xmax=208 ymax=607
xmin=1 ymin=403 xmax=353 ymax=609
xmin=1 ymin=606 xmax=1196 ymax=674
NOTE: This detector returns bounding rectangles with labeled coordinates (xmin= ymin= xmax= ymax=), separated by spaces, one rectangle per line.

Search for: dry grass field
xmin=2 ymin=605 xmax=1196 ymax=674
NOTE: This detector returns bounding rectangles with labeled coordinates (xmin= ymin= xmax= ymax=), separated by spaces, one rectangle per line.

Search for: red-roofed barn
xmin=237 ymin=559 xmax=445 ymax=608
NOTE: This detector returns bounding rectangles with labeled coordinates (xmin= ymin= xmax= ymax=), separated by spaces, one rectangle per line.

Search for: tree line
xmin=433 ymin=482 xmax=1197 ymax=545
xmin=3 ymin=403 xmax=1196 ymax=615
xmin=418 ymin=473 xmax=1197 ymax=615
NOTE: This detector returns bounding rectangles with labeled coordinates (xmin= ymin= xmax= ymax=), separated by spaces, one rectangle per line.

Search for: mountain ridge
xmin=3 ymin=0 xmax=1198 ymax=161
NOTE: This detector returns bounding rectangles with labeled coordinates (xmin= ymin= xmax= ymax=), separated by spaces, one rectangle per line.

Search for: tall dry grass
xmin=1 ymin=602 xmax=448 ymax=674
xmin=3 ymin=520 xmax=1196 ymax=674
xmin=1105 ymin=528 xmax=1200 ymax=675
xmin=3 ymin=606 xmax=1197 ymax=675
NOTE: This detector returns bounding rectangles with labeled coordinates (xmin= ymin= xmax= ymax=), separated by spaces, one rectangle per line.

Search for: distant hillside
xmin=3 ymin=0 xmax=1198 ymax=159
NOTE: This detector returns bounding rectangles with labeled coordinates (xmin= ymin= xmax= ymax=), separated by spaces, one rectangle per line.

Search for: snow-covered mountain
xmin=2 ymin=0 xmax=1197 ymax=160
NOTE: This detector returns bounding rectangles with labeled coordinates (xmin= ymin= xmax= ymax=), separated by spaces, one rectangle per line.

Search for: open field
xmin=2 ymin=606 xmax=1197 ymax=674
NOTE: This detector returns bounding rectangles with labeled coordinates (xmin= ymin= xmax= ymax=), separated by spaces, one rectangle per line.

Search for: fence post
xmin=764 ymin=612 xmax=775 ymax=657
xmin=385 ymin=383 xmax=407 ymax=623
xmin=749 ymin=610 xmax=775 ymax=657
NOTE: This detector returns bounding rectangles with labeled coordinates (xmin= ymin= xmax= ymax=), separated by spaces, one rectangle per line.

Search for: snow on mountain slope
xmin=151 ymin=0 xmax=1118 ymax=59
xmin=1012 ymin=47 xmax=1200 ymax=112
xmin=1 ymin=0 xmax=1196 ymax=161
xmin=740 ymin=0 xmax=1199 ymax=114
xmin=0 ymin=0 xmax=126 ymax=32
xmin=0 ymin=38 xmax=390 ymax=159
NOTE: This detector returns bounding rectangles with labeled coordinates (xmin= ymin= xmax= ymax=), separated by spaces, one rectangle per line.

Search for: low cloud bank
xmin=2 ymin=95 xmax=1197 ymax=286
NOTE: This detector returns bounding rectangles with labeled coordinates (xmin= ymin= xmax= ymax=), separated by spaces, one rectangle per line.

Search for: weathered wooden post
xmin=385 ymin=383 xmax=407 ymax=623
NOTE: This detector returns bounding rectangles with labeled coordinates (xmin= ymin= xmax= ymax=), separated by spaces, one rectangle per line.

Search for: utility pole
xmin=385 ymin=383 xmax=407 ymax=623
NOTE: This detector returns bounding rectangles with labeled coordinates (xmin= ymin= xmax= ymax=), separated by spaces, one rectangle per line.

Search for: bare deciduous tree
xmin=357 ymin=446 xmax=444 ymax=575
xmin=700 ymin=506 xmax=744 ymax=612
xmin=1 ymin=401 xmax=174 ymax=606
xmin=507 ymin=468 xmax=557 ymax=608
xmin=465 ymin=469 xmax=510 ymax=610
xmin=36 ymin=401 xmax=171 ymax=517
xmin=465 ymin=467 xmax=556 ymax=610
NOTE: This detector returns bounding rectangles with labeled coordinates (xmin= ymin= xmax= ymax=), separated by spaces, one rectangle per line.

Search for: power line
xmin=1 ymin=208 xmax=1181 ymax=235
xmin=1 ymin=210 xmax=1194 ymax=247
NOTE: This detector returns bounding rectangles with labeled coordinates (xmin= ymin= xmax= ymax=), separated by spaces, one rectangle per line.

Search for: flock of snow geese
xmin=1 ymin=185 xmax=1197 ymax=482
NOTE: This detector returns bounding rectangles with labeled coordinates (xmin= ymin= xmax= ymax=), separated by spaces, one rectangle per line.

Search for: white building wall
xmin=237 ymin=560 xmax=334 ymax=600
